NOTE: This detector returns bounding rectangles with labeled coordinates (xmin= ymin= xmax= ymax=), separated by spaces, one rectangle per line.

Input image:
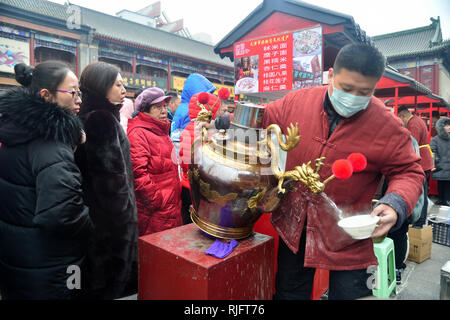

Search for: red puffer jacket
xmin=128 ymin=112 xmax=182 ymax=236
xmin=179 ymin=92 xmax=221 ymax=189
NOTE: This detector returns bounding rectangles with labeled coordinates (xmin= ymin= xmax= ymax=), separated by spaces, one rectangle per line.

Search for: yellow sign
xmin=213 ymin=83 xmax=235 ymax=99
xmin=172 ymin=75 xmax=234 ymax=99
xmin=172 ymin=76 xmax=186 ymax=91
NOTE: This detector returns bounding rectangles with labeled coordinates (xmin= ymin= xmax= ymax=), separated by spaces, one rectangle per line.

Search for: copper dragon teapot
xmin=188 ymin=101 xmax=338 ymax=239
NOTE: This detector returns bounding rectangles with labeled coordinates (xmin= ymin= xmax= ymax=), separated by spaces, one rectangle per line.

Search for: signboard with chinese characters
xmin=121 ymin=72 xmax=152 ymax=88
xmin=233 ymin=26 xmax=322 ymax=95
xmin=121 ymin=72 xmax=166 ymax=90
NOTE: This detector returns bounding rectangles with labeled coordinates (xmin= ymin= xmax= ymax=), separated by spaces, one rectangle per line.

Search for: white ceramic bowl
xmin=338 ymin=214 xmax=380 ymax=240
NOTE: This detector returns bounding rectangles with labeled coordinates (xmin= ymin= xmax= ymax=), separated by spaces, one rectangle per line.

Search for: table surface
xmin=139 ymin=223 xmax=273 ymax=268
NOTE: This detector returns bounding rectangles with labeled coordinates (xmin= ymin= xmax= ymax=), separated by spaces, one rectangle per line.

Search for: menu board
xmin=234 ymin=26 xmax=322 ymax=95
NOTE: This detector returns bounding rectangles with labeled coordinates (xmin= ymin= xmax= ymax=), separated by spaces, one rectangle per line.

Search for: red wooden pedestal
xmin=253 ymin=213 xmax=278 ymax=295
xmin=138 ymin=223 xmax=274 ymax=300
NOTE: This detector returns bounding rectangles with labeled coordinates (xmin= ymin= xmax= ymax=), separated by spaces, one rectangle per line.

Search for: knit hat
xmin=135 ymin=87 xmax=171 ymax=112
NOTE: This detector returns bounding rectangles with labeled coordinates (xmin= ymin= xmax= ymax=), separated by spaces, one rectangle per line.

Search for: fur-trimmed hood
xmin=436 ymin=117 xmax=450 ymax=140
xmin=0 ymin=87 xmax=83 ymax=147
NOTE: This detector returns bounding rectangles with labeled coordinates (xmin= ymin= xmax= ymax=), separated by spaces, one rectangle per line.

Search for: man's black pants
xmin=274 ymin=230 xmax=373 ymax=300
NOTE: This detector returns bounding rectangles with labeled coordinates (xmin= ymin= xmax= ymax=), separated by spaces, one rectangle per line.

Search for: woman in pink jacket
xmin=128 ymin=88 xmax=182 ymax=236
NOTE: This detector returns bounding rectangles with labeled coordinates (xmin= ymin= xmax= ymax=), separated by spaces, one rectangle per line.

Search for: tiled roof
xmin=0 ymin=0 xmax=234 ymax=68
xmin=372 ymin=17 xmax=449 ymax=58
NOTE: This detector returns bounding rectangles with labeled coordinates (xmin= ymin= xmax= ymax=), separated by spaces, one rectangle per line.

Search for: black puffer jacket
xmin=431 ymin=117 xmax=450 ymax=180
xmin=75 ymin=88 xmax=138 ymax=300
xmin=0 ymin=87 xmax=93 ymax=300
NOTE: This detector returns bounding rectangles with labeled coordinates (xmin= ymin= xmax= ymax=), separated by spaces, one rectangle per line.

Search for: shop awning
xmin=375 ymin=66 xmax=449 ymax=140
xmin=375 ymin=67 xmax=433 ymax=99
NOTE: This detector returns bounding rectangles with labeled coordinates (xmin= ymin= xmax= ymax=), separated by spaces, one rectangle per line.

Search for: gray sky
xmin=54 ymin=0 xmax=450 ymax=44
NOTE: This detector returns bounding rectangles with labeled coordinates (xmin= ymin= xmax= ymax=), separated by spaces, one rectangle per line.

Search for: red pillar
xmin=75 ymin=46 xmax=79 ymax=77
xmin=414 ymin=94 xmax=417 ymax=114
xmin=132 ymin=56 xmax=136 ymax=74
xmin=394 ymin=87 xmax=399 ymax=116
xmin=29 ymin=36 xmax=35 ymax=66
xmin=167 ymin=64 xmax=171 ymax=91
xmin=429 ymin=103 xmax=433 ymax=142
xmin=433 ymin=64 xmax=439 ymax=94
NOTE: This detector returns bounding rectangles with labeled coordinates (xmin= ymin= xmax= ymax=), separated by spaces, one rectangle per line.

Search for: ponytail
xmin=14 ymin=61 xmax=71 ymax=94
xmin=14 ymin=63 xmax=34 ymax=87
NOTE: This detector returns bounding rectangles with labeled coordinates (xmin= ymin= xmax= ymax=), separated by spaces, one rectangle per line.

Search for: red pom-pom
xmin=198 ymin=92 xmax=210 ymax=105
xmin=347 ymin=153 xmax=367 ymax=172
xmin=218 ymin=87 xmax=230 ymax=100
xmin=332 ymin=159 xmax=353 ymax=179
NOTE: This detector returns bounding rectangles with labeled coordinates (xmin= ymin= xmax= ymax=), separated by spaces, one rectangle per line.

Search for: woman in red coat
xmin=128 ymin=87 xmax=182 ymax=236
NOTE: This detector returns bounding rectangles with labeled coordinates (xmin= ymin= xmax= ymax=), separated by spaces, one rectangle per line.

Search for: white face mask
xmin=329 ymin=79 xmax=371 ymax=118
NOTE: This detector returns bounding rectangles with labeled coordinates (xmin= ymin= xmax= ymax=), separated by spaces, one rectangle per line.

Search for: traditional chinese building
xmin=372 ymin=17 xmax=450 ymax=104
xmin=0 ymin=0 xmax=235 ymax=97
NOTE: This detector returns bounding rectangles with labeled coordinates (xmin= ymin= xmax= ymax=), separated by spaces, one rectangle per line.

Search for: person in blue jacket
xmin=170 ymin=73 xmax=216 ymax=151
xmin=170 ymin=73 xmax=215 ymax=225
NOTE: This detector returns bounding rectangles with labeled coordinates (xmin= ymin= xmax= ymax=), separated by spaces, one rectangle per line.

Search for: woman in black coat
xmin=75 ymin=62 xmax=138 ymax=300
xmin=0 ymin=62 xmax=92 ymax=300
xmin=430 ymin=117 xmax=450 ymax=205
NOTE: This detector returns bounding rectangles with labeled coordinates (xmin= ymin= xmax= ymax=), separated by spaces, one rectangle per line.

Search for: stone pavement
xmin=393 ymin=202 xmax=450 ymax=300
xmin=395 ymin=242 xmax=449 ymax=300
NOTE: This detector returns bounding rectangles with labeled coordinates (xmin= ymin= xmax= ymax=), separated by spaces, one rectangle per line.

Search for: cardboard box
xmin=408 ymin=225 xmax=432 ymax=263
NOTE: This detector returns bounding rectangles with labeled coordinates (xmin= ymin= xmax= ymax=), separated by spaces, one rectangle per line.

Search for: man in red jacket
xmin=398 ymin=106 xmax=434 ymax=226
xmin=263 ymin=43 xmax=424 ymax=300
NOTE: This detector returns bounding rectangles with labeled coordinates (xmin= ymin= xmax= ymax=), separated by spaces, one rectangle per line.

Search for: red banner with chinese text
xmin=234 ymin=26 xmax=323 ymax=95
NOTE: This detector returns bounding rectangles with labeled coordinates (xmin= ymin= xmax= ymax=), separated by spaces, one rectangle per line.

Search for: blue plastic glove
xmin=205 ymin=239 xmax=238 ymax=259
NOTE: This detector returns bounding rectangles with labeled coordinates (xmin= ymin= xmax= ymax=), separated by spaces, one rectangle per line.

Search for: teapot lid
xmin=231 ymin=102 xmax=265 ymax=130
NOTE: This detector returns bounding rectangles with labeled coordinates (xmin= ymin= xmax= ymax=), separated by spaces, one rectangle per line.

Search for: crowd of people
xmin=0 ymin=60 xmax=232 ymax=300
xmin=0 ymin=42 xmax=444 ymax=300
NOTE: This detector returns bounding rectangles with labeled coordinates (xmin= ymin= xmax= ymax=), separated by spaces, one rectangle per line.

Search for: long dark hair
xmin=14 ymin=61 xmax=71 ymax=95
xmin=79 ymin=61 xmax=119 ymax=98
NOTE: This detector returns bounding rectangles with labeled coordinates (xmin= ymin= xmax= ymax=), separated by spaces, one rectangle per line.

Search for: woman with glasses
xmin=127 ymin=87 xmax=183 ymax=236
xmin=75 ymin=61 xmax=138 ymax=300
xmin=0 ymin=61 xmax=93 ymax=299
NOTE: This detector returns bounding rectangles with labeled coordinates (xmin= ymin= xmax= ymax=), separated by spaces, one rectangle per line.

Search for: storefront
xmin=0 ymin=0 xmax=234 ymax=94
xmin=214 ymin=0 xmax=371 ymax=103
xmin=212 ymin=0 xmax=380 ymax=299
xmin=0 ymin=17 xmax=87 ymax=89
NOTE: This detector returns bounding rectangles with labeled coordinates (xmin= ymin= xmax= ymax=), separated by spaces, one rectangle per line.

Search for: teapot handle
xmin=266 ymin=123 xmax=301 ymax=193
